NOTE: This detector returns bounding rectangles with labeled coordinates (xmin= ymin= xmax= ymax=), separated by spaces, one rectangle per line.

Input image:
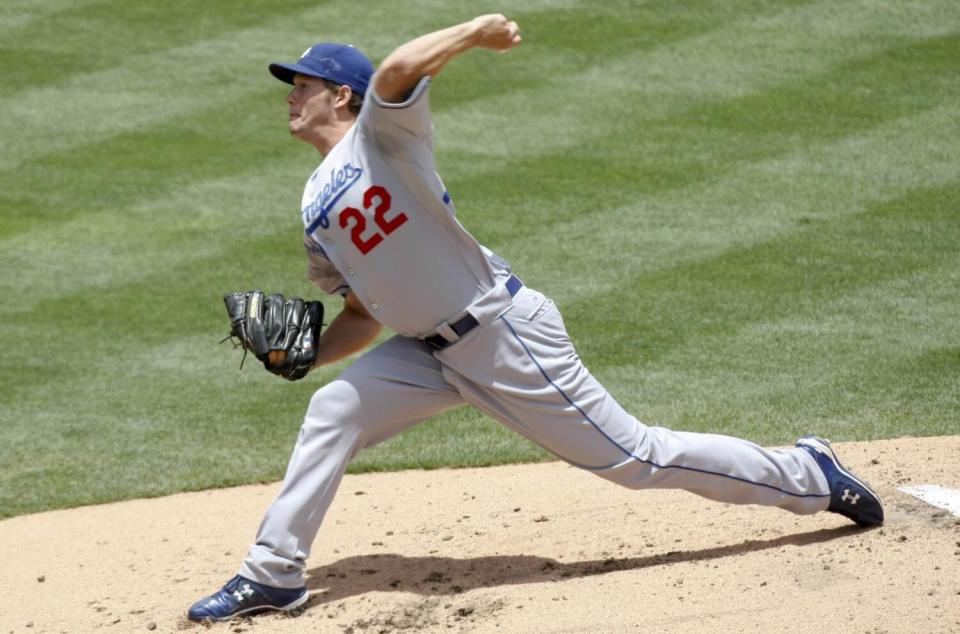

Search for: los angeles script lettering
xmin=302 ymin=163 xmax=363 ymax=230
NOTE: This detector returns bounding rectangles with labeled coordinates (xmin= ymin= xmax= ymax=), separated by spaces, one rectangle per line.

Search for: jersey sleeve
xmin=358 ymin=75 xmax=433 ymax=157
xmin=304 ymin=235 xmax=350 ymax=296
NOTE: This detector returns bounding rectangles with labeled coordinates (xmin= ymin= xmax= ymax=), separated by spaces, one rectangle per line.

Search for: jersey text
xmin=304 ymin=163 xmax=363 ymax=232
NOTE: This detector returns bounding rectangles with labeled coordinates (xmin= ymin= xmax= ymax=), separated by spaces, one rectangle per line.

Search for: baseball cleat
xmin=187 ymin=575 xmax=308 ymax=622
xmin=796 ymin=436 xmax=884 ymax=527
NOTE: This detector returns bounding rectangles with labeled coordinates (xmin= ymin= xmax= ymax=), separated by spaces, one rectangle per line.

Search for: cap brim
xmin=268 ymin=62 xmax=330 ymax=85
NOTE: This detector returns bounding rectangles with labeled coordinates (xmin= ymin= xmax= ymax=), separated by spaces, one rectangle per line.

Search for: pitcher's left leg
xmin=439 ymin=292 xmax=830 ymax=515
xmin=604 ymin=426 xmax=830 ymax=514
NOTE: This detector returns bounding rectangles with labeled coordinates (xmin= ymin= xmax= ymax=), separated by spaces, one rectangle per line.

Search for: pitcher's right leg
xmin=239 ymin=335 xmax=464 ymax=590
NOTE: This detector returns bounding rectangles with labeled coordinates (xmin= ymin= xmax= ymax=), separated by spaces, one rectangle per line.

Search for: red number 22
xmin=339 ymin=185 xmax=409 ymax=255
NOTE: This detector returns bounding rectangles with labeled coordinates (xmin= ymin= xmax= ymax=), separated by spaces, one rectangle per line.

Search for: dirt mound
xmin=2 ymin=437 xmax=958 ymax=633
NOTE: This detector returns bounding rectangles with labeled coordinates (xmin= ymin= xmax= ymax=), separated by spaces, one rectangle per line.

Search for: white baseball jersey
xmin=301 ymin=77 xmax=510 ymax=337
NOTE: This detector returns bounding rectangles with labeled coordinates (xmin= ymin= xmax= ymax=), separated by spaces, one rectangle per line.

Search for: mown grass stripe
xmin=0 ymin=0 xmax=763 ymax=249
xmin=448 ymin=30 xmax=959 ymax=254
xmin=2 ymin=0 xmax=725 ymax=222
xmin=0 ymin=0 xmax=320 ymax=92
xmin=435 ymin=0 xmax=960 ymax=159
xmin=432 ymin=0 xmax=801 ymax=112
xmin=0 ymin=0 xmax=770 ymax=178
xmin=0 ymin=0 xmax=102 ymax=34
xmin=3 ymin=0 xmax=917 ymax=173
xmin=3 ymin=0 xmax=940 ymax=257
xmin=599 ymin=250 xmax=960 ymax=442
xmin=0 ymin=0 xmax=618 ymax=172
xmin=567 ymin=177 xmax=959 ymax=364
xmin=495 ymin=98 xmax=960 ymax=302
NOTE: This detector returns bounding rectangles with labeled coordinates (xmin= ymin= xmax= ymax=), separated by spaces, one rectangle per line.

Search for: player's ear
xmin=334 ymin=84 xmax=354 ymax=109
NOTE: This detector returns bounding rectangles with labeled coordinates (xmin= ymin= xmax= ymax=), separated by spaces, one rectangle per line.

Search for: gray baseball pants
xmin=241 ymin=286 xmax=830 ymax=588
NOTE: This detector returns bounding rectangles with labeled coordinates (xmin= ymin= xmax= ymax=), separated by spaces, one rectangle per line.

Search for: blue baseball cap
xmin=269 ymin=43 xmax=374 ymax=97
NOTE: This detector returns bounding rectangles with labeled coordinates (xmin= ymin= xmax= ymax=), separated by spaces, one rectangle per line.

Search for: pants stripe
xmin=500 ymin=316 xmax=828 ymax=500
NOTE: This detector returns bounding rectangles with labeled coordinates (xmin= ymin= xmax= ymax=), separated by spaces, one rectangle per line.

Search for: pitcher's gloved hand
xmin=223 ymin=290 xmax=324 ymax=381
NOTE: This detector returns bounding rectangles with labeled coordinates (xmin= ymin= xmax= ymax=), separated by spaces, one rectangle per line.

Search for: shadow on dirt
xmin=304 ymin=525 xmax=860 ymax=608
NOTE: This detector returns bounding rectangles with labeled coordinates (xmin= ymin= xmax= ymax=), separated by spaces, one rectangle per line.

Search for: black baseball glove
xmin=222 ymin=290 xmax=324 ymax=381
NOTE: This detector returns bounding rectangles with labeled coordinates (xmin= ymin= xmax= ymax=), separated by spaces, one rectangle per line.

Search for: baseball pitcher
xmin=189 ymin=15 xmax=883 ymax=622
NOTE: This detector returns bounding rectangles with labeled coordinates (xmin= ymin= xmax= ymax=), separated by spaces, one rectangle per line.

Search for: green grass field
xmin=1 ymin=0 xmax=958 ymax=519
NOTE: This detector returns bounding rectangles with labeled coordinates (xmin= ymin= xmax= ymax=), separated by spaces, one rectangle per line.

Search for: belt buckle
xmin=424 ymin=334 xmax=447 ymax=351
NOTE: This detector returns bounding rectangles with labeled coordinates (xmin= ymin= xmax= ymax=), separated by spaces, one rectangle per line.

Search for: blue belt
xmin=424 ymin=275 xmax=523 ymax=351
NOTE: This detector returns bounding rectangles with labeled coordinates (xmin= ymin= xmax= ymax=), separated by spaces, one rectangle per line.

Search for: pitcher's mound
xmin=1 ymin=436 xmax=958 ymax=633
